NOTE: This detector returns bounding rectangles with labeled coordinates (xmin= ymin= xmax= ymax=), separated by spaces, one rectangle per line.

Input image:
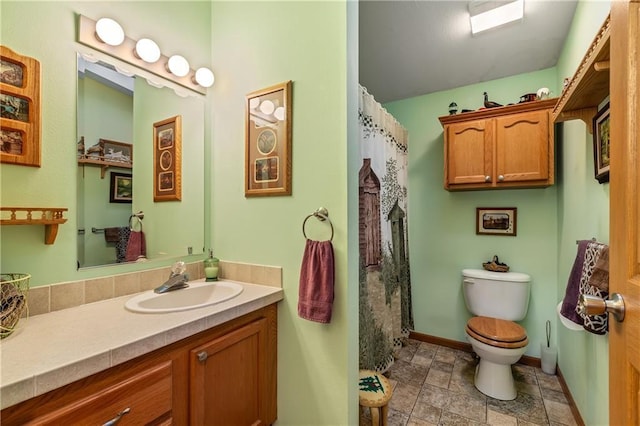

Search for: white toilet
xmin=462 ymin=268 xmax=531 ymax=401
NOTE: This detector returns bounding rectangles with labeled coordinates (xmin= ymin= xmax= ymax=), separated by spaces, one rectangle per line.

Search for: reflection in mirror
xmin=76 ymin=55 xmax=204 ymax=269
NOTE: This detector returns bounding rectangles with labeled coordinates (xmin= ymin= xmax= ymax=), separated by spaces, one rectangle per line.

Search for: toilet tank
xmin=462 ymin=268 xmax=531 ymax=321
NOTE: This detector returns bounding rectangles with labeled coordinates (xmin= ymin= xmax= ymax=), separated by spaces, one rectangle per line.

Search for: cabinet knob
xmin=484 ymin=175 xmax=491 ymax=182
xmin=103 ymin=407 xmax=131 ymax=426
xmin=498 ymin=175 xmax=505 ymax=182
xmin=197 ymin=351 xmax=208 ymax=362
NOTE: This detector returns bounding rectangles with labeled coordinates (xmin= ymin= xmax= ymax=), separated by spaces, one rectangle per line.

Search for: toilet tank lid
xmin=462 ymin=268 xmax=531 ymax=282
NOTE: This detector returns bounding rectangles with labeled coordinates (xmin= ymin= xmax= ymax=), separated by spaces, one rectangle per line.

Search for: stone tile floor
xmin=360 ymin=339 xmax=578 ymax=426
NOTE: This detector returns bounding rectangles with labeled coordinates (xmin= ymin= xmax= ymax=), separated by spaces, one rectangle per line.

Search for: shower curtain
xmin=358 ymin=85 xmax=413 ymax=373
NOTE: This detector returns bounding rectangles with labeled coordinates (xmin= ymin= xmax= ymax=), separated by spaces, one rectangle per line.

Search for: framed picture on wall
xmin=153 ymin=115 xmax=182 ymax=202
xmin=0 ymin=46 xmax=41 ymax=167
xmin=593 ymin=103 xmax=610 ymax=184
xmin=245 ymin=80 xmax=292 ymax=197
xmin=101 ymin=139 xmax=132 ymax=165
xmin=476 ymin=207 xmax=517 ymax=236
xmin=109 ymin=172 xmax=132 ymax=203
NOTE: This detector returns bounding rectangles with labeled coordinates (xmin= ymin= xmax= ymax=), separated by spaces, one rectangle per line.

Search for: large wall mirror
xmin=76 ymin=55 xmax=205 ymax=268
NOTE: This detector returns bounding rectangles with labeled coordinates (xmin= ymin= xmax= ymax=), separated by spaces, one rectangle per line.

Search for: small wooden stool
xmin=358 ymin=369 xmax=392 ymax=426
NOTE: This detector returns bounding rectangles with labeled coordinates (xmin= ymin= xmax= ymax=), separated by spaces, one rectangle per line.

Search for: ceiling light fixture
xmin=135 ymin=38 xmax=161 ymax=63
xmin=469 ymin=0 xmax=524 ymax=35
xmin=95 ymin=18 xmax=125 ymax=46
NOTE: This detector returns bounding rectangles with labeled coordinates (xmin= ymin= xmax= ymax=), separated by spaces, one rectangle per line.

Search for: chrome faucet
xmin=154 ymin=261 xmax=189 ymax=294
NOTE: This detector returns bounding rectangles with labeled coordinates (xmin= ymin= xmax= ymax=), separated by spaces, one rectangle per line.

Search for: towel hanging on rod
xmin=302 ymin=207 xmax=334 ymax=241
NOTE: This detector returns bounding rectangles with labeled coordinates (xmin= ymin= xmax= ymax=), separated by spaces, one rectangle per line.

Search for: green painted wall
xmin=209 ymin=2 xmax=356 ymax=424
xmin=555 ymin=2 xmax=611 ymax=425
xmin=385 ymin=67 xmax=560 ymax=360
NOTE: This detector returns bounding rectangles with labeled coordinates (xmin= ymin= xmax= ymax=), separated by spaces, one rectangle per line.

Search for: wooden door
xmin=609 ymin=1 xmax=640 ymax=424
xmin=445 ymin=119 xmax=493 ymax=187
xmin=189 ymin=318 xmax=268 ymax=426
xmin=495 ymin=109 xmax=550 ymax=184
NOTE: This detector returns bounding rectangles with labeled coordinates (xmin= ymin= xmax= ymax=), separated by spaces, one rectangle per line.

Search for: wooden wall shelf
xmin=553 ymin=14 xmax=610 ymax=133
xmin=78 ymin=157 xmax=132 ymax=179
xmin=1 ymin=207 xmax=68 ymax=244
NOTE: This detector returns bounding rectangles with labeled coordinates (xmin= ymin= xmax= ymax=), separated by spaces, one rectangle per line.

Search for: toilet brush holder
xmin=540 ymin=343 xmax=557 ymax=375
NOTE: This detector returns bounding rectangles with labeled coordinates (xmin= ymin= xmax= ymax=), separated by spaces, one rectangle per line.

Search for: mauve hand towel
xmin=125 ymin=230 xmax=147 ymax=262
xmin=560 ymin=239 xmax=589 ymax=326
xmin=298 ymin=240 xmax=335 ymax=323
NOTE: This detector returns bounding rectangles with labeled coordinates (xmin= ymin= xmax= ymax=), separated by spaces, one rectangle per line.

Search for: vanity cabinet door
xmin=11 ymin=361 xmax=173 ymax=425
xmin=189 ymin=317 xmax=270 ymax=426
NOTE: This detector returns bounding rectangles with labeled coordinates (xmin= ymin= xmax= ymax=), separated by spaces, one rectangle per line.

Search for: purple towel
xmin=560 ymin=240 xmax=589 ymax=326
xmin=298 ymin=240 xmax=335 ymax=323
xmin=104 ymin=227 xmax=120 ymax=243
xmin=125 ymin=230 xmax=147 ymax=262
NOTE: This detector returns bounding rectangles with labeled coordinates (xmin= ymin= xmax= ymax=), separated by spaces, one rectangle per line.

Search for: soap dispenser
xmin=204 ymin=249 xmax=219 ymax=282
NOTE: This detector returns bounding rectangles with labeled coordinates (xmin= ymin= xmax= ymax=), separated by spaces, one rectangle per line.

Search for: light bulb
xmin=259 ymin=100 xmax=275 ymax=115
xmin=95 ymin=18 xmax=125 ymax=46
xmin=135 ymin=38 xmax=161 ymax=63
xmin=194 ymin=67 xmax=214 ymax=87
xmin=167 ymin=55 xmax=190 ymax=77
xmin=274 ymin=106 xmax=285 ymax=121
xmin=249 ymin=98 xmax=260 ymax=109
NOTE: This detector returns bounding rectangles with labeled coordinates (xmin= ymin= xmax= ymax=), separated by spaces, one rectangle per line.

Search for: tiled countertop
xmin=0 ymin=279 xmax=284 ymax=409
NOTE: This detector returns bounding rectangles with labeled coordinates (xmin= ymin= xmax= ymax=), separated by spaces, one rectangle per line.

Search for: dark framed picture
xmin=245 ymin=80 xmax=292 ymax=197
xmin=153 ymin=115 xmax=182 ymax=202
xmin=476 ymin=207 xmax=517 ymax=236
xmin=109 ymin=172 xmax=132 ymax=203
xmin=593 ymin=103 xmax=610 ymax=184
xmin=0 ymin=45 xmax=41 ymax=167
xmin=101 ymin=139 xmax=132 ymax=165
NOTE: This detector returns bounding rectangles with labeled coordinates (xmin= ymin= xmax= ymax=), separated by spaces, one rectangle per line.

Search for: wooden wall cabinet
xmin=439 ymin=99 xmax=557 ymax=191
xmin=1 ymin=305 xmax=278 ymax=426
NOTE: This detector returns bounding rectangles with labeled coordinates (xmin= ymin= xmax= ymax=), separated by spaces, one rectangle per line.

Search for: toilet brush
xmin=541 ymin=319 xmax=557 ymax=375
xmin=546 ymin=320 xmax=551 ymax=348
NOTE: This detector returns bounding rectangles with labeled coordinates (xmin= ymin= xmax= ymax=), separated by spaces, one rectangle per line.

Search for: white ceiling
xmin=359 ymin=0 xmax=579 ymax=104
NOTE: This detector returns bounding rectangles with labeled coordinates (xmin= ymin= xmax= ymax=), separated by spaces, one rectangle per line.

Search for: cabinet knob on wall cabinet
xmin=498 ymin=175 xmax=505 ymax=182
xmin=197 ymin=351 xmax=209 ymax=362
xmin=484 ymin=175 xmax=491 ymax=182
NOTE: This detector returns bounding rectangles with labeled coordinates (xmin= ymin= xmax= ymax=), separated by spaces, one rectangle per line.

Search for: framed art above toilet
xmin=476 ymin=207 xmax=517 ymax=236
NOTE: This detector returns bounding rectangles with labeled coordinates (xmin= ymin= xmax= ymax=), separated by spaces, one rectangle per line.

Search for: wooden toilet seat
xmin=466 ymin=316 xmax=528 ymax=349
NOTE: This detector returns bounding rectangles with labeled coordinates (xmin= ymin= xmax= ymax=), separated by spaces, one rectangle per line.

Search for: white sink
xmin=125 ymin=280 xmax=244 ymax=313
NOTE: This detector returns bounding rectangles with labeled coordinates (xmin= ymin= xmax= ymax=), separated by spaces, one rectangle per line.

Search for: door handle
xmin=577 ymin=293 xmax=625 ymax=322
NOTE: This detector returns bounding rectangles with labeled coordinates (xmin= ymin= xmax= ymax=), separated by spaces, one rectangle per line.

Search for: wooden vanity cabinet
xmin=1 ymin=304 xmax=278 ymax=426
xmin=439 ymin=99 xmax=557 ymax=191
xmin=190 ymin=316 xmax=275 ymax=425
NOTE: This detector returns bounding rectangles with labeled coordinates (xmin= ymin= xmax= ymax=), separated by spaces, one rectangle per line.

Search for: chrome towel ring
xmin=129 ymin=211 xmax=144 ymax=231
xmin=302 ymin=207 xmax=334 ymax=241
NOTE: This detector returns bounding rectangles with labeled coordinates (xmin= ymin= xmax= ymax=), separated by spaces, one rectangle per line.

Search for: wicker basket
xmin=482 ymin=255 xmax=510 ymax=273
xmin=0 ymin=273 xmax=30 ymax=338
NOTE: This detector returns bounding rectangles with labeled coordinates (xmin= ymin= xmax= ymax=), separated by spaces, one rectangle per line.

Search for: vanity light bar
xmin=78 ymin=15 xmax=212 ymax=95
